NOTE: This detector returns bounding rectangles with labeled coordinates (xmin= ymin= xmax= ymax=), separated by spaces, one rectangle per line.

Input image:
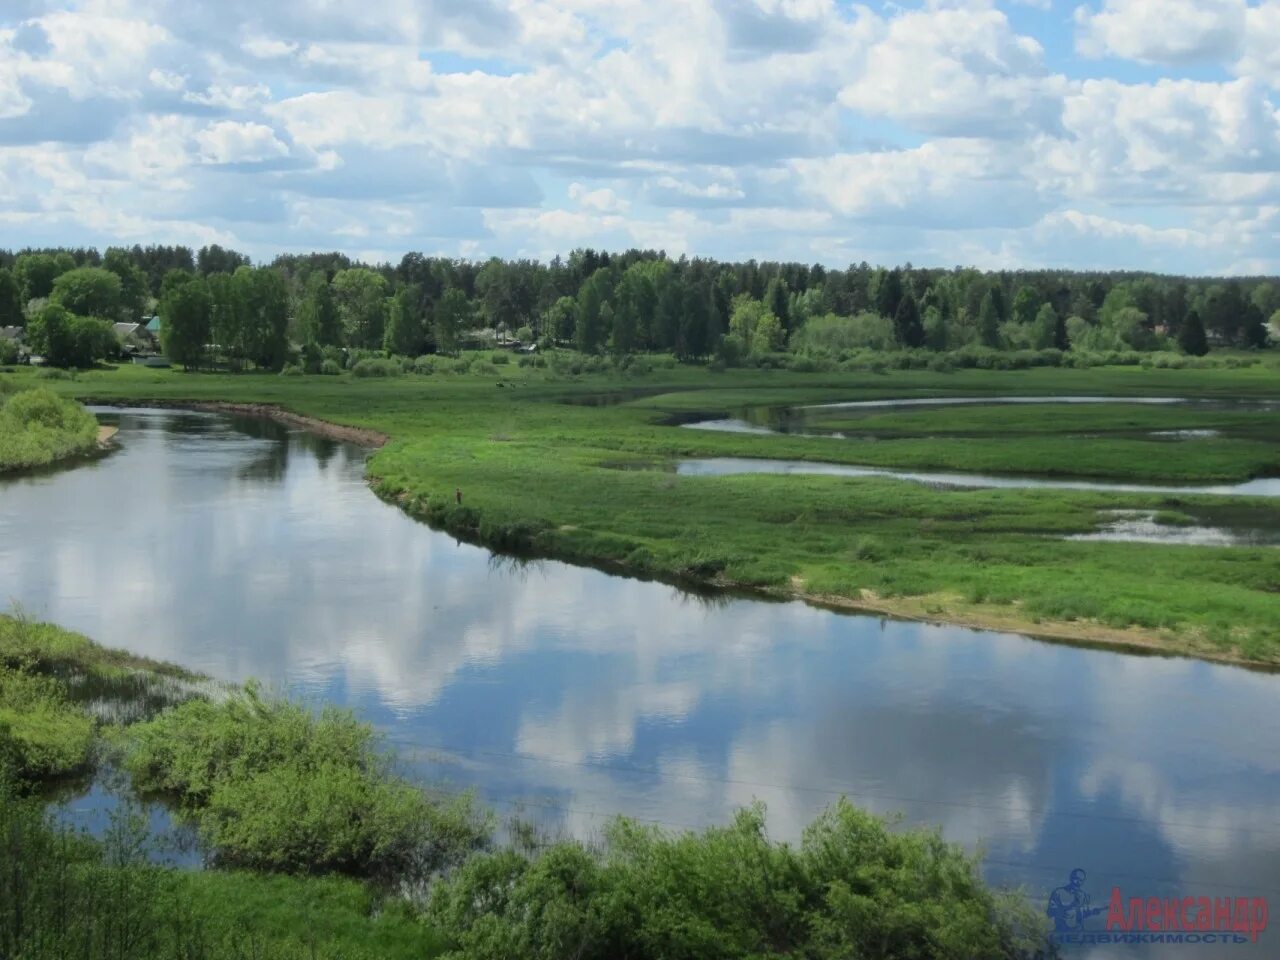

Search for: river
xmin=2 ymin=407 xmax=1278 ymax=958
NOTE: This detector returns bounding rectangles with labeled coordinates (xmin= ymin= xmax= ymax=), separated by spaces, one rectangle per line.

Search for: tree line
xmin=0 ymin=244 xmax=1275 ymax=369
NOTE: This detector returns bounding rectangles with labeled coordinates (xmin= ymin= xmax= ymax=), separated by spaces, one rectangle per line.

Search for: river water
xmin=3 ymin=407 xmax=1278 ymax=958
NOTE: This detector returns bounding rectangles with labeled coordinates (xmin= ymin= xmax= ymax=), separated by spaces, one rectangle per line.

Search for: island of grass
xmin=17 ymin=355 xmax=1280 ymax=665
xmin=0 ymin=384 xmax=106 ymax=473
xmin=1 ymin=614 xmax=1048 ymax=960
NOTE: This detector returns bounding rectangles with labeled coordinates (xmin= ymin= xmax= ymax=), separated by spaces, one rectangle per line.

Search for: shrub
xmin=319 ymin=359 xmax=342 ymax=376
xmin=0 ymin=388 xmax=99 ymax=472
xmin=124 ymin=689 xmax=490 ymax=879
xmin=426 ymin=802 xmax=1041 ymax=960
xmin=279 ymin=363 xmax=304 ymax=376
xmin=351 ymin=358 xmax=403 ymax=378
xmin=490 ymin=351 xmax=510 ymax=365
xmin=413 ymin=355 xmax=436 ymax=375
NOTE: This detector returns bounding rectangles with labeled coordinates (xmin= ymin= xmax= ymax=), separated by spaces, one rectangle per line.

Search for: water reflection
xmin=3 ymin=408 xmax=1279 ymax=956
xmin=675 ymin=456 xmax=1280 ymax=497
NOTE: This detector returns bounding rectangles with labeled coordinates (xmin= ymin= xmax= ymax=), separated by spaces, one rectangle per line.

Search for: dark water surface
xmin=3 ymin=408 xmax=1279 ymax=957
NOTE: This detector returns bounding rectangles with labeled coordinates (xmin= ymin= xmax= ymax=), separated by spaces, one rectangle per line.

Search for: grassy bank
xmin=1 ymin=616 xmax=1048 ymax=959
xmin=0 ymin=384 xmax=101 ymax=473
xmin=8 ymin=357 xmax=1280 ymax=663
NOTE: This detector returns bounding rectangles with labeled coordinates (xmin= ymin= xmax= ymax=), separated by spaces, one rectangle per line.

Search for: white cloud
xmin=839 ymin=0 xmax=1065 ymax=138
xmin=195 ymin=120 xmax=290 ymax=164
xmin=0 ymin=0 xmax=1275 ymax=271
xmin=1075 ymin=0 xmax=1247 ymax=66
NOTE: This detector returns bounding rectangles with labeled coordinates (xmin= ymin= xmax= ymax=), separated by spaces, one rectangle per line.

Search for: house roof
xmin=114 ymin=322 xmax=142 ymax=337
xmin=0 ymin=326 xmax=23 ymax=340
xmin=145 ymin=316 xmax=162 ymax=333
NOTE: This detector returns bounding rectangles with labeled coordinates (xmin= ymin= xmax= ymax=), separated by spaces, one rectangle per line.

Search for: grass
xmin=6 ymin=355 xmax=1280 ymax=663
xmin=0 ymin=385 xmax=100 ymax=472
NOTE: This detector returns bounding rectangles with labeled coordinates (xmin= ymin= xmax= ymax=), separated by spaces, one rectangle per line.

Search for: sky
xmin=0 ymin=0 xmax=1277 ymax=275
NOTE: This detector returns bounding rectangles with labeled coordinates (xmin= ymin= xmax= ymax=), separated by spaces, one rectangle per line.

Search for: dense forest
xmin=1 ymin=244 xmax=1275 ymax=370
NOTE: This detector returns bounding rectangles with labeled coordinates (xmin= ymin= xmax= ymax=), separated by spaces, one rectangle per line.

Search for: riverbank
xmin=0 ymin=387 xmax=102 ymax=473
xmin=13 ymin=359 xmax=1280 ymax=665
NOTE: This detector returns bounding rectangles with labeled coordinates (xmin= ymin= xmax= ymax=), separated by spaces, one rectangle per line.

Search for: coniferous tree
xmin=893 ymin=292 xmax=925 ymax=348
xmin=1178 ymin=309 xmax=1208 ymax=356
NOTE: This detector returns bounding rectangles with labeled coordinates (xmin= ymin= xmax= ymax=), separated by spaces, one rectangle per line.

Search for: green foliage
xmin=124 ymin=689 xmax=490 ymax=878
xmin=297 ymin=271 xmax=343 ymax=346
xmin=385 ymin=285 xmax=426 ymax=356
xmin=25 ymin=303 xmax=117 ymax=368
xmin=0 ymin=783 xmax=446 ymax=960
xmin=352 ymin=357 xmax=404 ymax=378
xmin=159 ymin=275 xmax=212 ymax=369
xmin=0 ymin=387 xmax=98 ymax=472
xmin=427 ymin=802 xmax=1039 ymax=960
xmin=50 ymin=267 xmax=124 ymax=319
xmin=332 ymin=269 xmax=390 ymax=348
xmin=790 ymin=312 xmax=895 ymax=353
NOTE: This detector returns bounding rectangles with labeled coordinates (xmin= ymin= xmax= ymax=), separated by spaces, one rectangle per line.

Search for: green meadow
xmin=7 ymin=355 xmax=1280 ymax=663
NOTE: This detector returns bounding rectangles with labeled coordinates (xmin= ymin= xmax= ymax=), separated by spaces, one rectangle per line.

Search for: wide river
xmin=3 ymin=407 xmax=1278 ymax=957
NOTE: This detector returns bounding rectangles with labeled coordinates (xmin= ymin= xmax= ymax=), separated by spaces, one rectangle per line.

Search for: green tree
xmin=765 ymin=276 xmax=791 ymax=331
xmin=1030 ymin=303 xmax=1062 ymax=350
xmin=978 ymin=290 xmax=1002 ymax=348
xmin=545 ymin=296 xmax=577 ymax=344
xmin=1177 ymin=308 xmax=1208 ymax=356
xmin=15 ymin=253 xmax=73 ymax=302
xmin=49 ymin=267 xmax=124 ymax=319
xmin=234 ymin=267 xmax=290 ymax=371
xmin=575 ymin=269 xmax=611 ymax=353
xmin=1241 ymin=303 xmax=1268 ymax=349
xmin=0 ymin=267 xmax=21 ymax=327
xmin=875 ymin=269 xmax=903 ymax=320
xmin=434 ymin=287 xmax=469 ymax=356
xmin=753 ymin=312 xmax=785 ymax=353
xmin=331 ymin=269 xmax=389 ymax=348
xmin=1011 ymin=285 xmax=1040 ymax=326
xmin=893 ymin=292 xmax=925 ymax=348
xmin=25 ymin=303 xmax=116 ymax=367
xmin=296 ymin=273 xmax=341 ymax=346
xmin=384 ymin=285 xmax=425 ymax=356
xmin=160 ymin=276 xmax=212 ymax=369
xmin=103 ymin=247 xmax=150 ymax=318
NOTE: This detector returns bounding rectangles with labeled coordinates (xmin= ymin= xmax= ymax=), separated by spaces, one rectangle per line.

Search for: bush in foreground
xmin=0 ymin=387 xmax=99 ymax=472
xmin=124 ymin=687 xmax=490 ymax=879
xmin=427 ymin=803 xmax=1043 ymax=960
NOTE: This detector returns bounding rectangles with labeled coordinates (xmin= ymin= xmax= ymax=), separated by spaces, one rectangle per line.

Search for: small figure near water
xmin=455 ymin=488 xmax=462 ymax=505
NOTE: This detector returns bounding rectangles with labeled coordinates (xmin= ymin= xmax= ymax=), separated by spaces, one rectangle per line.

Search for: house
xmin=0 ymin=326 xmax=22 ymax=343
xmin=145 ymin=316 xmax=162 ymax=341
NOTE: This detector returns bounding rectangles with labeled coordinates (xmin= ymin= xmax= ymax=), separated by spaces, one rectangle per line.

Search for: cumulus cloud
xmin=1075 ymin=0 xmax=1247 ymax=66
xmin=0 ymin=0 xmax=1275 ymax=272
xmin=839 ymin=0 xmax=1065 ymax=138
xmin=195 ymin=120 xmax=290 ymax=164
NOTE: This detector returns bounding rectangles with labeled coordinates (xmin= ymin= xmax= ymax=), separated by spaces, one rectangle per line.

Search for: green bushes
xmin=0 ymin=782 xmax=443 ymax=960
xmin=0 ymin=387 xmax=99 ymax=472
xmin=426 ymin=802 xmax=1040 ymax=960
xmin=123 ymin=688 xmax=490 ymax=879
xmin=352 ymin=357 xmax=404 ymax=378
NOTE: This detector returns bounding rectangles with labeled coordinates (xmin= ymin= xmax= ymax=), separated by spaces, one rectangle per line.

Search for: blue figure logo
xmin=1047 ymin=868 xmax=1105 ymax=931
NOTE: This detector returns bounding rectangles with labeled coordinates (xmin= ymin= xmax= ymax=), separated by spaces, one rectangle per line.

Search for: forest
xmin=0 ymin=243 xmax=1276 ymax=371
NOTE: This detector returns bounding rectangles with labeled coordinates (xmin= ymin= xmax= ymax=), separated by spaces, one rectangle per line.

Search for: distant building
xmin=145 ymin=316 xmax=162 ymax=339
xmin=0 ymin=325 xmax=22 ymax=342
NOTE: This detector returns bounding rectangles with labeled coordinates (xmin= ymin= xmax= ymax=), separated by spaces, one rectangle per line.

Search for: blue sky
xmin=0 ymin=0 xmax=1277 ymax=274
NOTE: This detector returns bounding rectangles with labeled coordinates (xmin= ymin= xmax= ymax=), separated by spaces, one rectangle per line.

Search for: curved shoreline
xmin=86 ymin=398 xmax=1276 ymax=671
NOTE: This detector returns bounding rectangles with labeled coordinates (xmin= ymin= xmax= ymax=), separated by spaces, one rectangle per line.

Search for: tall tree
xmin=332 ymin=269 xmax=389 ymax=348
xmin=0 ymin=267 xmax=21 ymax=326
xmin=1178 ymin=308 xmax=1208 ymax=356
xmin=978 ymin=290 xmax=1002 ymax=348
xmin=160 ymin=276 xmax=212 ymax=370
xmin=893 ymin=293 xmax=925 ymax=348
xmin=297 ymin=272 xmax=341 ymax=346
xmin=49 ymin=267 xmax=123 ymax=319
xmin=384 ymin=284 xmax=426 ymax=356
xmin=434 ymin=287 xmax=469 ymax=356
xmin=765 ymin=277 xmax=791 ymax=331
xmin=875 ymin=269 xmax=903 ymax=320
xmin=1242 ymin=303 xmax=1268 ymax=349
xmin=1011 ymin=285 xmax=1040 ymax=326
